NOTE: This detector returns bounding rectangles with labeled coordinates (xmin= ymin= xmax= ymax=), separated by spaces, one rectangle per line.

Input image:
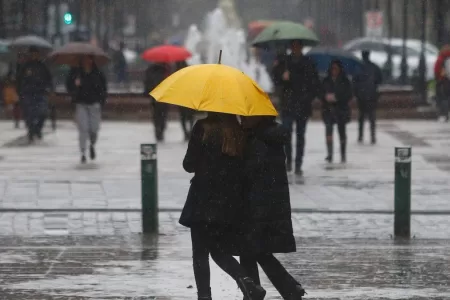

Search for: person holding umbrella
xmin=175 ymin=60 xmax=195 ymax=141
xmin=141 ymin=44 xmax=192 ymax=142
xmin=16 ymin=46 xmax=53 ymax=143
xmin=49 ymin=42 xmax=109 ymax=163
xmin=321 ymin=60 xmax=353 ymax=164
xmin=151 ymin=60 xmax=277 ymax=300
xmin=272 ymin=40 xmax=320 ymax=176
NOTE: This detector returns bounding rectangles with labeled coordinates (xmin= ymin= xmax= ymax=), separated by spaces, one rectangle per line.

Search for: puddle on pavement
xmin=384 ymin=130 xmax=430 ymax=147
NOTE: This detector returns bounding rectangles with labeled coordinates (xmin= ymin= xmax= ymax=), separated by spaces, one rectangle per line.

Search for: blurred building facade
xmin=0 ymin=0 xmax=450 ymax=48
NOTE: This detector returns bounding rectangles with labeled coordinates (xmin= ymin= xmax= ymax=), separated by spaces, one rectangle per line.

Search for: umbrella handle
xmin=218 ymin=50 xmax=222 ymax=64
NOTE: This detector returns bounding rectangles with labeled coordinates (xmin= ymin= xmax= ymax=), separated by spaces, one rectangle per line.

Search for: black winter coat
xmin=321 ymin=75 xmax=352 ymax=125
xmin=272 ymin=55 xmax=320 ymax=118
xmin=179 ymin=118 xmax=245 ymax=228
xmin=66 ymin=67 xmax=107 ymax=105
xmin=16 ymin=60 xmax=52 ymax=96
xmin=353 ymin=60 xmax=382 ymax=105
xmin=242 ymin=121 xmax=296 ymax=254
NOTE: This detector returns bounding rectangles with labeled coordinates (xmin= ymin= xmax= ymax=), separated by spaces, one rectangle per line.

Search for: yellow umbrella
xmin=150 ymin=64 xmax=278 ymax=116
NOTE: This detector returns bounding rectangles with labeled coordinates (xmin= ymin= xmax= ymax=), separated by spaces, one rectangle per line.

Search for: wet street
xmin=1 ymin=120 xmax=450 ymax=299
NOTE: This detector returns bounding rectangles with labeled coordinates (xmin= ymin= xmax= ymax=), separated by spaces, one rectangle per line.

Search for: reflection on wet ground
xmin=0 ymin=236 xmax=450 ymax=299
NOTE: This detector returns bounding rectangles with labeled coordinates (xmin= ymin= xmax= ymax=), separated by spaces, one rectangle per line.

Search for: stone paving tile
xmin=0 ymin=236 xmax=449 ymax=299
xmin=0 ymin=212 xmax=450 ymax=240
xmin=1 ymin=120 xmax=450 ymax=214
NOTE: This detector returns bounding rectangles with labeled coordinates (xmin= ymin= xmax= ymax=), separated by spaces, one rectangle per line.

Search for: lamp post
xmin=383 ymin=0 xmax=393 ymax=82
xmin=400 ymin=0 xmax=408 ymax=85
xmin=0 ymin=0 xmax=4 ymax=38
xmin=418 ymin=0 xmax=428 ymax=104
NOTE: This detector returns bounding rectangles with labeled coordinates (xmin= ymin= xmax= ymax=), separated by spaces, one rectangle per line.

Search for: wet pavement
xmin=1 ymin=120 xmax=450 ymax=299
xmin=1 ymin=120 xmax=450 ymax=213
xmin=1 ymin=235 xmax=450 ymax=299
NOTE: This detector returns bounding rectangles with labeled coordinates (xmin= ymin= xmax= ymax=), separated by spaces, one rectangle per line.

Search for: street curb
xmin=1 ymin=208 xmax=450 ymax=215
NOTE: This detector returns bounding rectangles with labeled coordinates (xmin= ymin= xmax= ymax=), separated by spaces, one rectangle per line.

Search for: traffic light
xmin=64 ymin=12 xmax=73 ymax=25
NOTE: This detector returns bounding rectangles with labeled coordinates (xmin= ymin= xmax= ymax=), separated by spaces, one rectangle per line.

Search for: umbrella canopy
xmin=141 ymin=45 xmax=191 ymax=63
xmin=48 ymin=42 xmax=110 ymax=66
xmin=252 ymin=21 xmax=319 ymax=48
xmin=9 ymin=35 xmax=53 ymax=53
xmin=150 ymin=64 xmax=278 ymax=116
xmin=306 ymin=47 xmax=363 ymax=76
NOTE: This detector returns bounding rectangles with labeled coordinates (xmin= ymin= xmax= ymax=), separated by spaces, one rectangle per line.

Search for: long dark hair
xmin=202 ymin=113 xmax=245 ymax=157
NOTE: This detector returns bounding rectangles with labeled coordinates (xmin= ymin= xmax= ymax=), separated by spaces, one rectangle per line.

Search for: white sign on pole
xmin=365 ymin=10 xmax=384 ymax=38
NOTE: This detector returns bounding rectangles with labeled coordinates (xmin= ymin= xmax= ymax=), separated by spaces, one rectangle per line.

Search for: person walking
xmin=436 ymin=63 xmax=450 ymax=122
xmin=66 ymin=56 xmax=107 ymax=164
xmin=175 ymin=60 xmax=195 ymax=140
xmin=16 ymin=47 xmax=53 ymax=143
xmin=239 ymin=116 xmax=306 ymax=300
xmin=1 ymin=68 xmax=20 ymax=128
xmin=353 ymin=50 xmax=382 ymax=144
xmin=144 ymin=63 xmax=170 ymax=142
xmin=180 ymin=113 xmax=266 ymax=300
xmin=272 ymin=40 xmax=320 ymax=176
xmin=113 ymin=41 xmax=128 ymax=88
xmin=321 ymin=60 xmax=352 ymax=164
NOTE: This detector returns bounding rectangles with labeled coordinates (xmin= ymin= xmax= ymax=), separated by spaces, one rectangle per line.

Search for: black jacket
xmin=353 ymin=60 xmax=382 ymax=103
xmin=66 ymin=67 xmax=107 ymax=105
xmin=321 ymin=74 xmax=353 ymax=124
xmin=144 ymin=64 xmax=168 ymax=95
xmin=242 ymin=120 xmax=296 ymax=254
xmin=16 ymin=60 xmax=52 ymax=96
xmin=272 ymin=55 xmax=320 ymax=118
xmin=179 ymin=118 xmax=245 ymax=228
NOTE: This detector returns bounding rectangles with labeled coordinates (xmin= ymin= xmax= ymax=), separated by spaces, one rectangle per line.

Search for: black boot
xmin=198 ymin=288 xmax=212 ymax=300
xmin=237 ymin=277 xmax=266 ymax=300
xmin=341 ymin=141 xmax=346 ymax=163
xmin=287 ymin=285 xmax=306 ymax=300
xmin=90 ymin=145 xmax=96 ymax=160
xmin=325 ymin=140 xmax=333 ymax=163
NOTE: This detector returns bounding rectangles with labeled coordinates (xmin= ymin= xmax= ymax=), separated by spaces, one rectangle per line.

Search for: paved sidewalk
xmin=1 ymin=234 xmax=450 ymax=299
xmin=1 ymin=120 xmax=450 ymax=213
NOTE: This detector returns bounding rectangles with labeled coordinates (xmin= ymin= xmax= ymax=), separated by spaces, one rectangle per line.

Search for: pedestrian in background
xmin=1 ymin=67 xmax=20 ymax=128
xmin=240 ymin=116 xmax=306 ymax=300
xmin=436 ymin=61 xmax=450 ymax=122
xmin=113 ymin=41 xmax=128 ymax=88
xmin=321 ymin=60 xmax=352 ymax=164
xmin=66 ymin=56 xmax=107 ymax=164
xmin=272 ymin=40 xmax=320 ymax=177
xmin=180 ymin=113 xmax=266 ymax=300
xmin=16 ymin=47 xmax=53 ymax=143
xmin=175 ymin=60 xmax=195 ymax=140
xmin=353 ymin=50 xmax=382 ymax=145
xmin=144 ymin=63 xmax=170 ymax=142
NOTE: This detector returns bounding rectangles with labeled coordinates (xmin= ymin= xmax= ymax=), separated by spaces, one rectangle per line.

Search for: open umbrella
xmin=9 ymin=35 xmax=53 ymax=54
xmin=48 ymin=42 xmax=110 ymax=66
xmin=252 ymin=21 xmax=319 ymax=48
xmin=306 ymin=47 xmax=363 ymax=76
xmin=141 ymin=45 xmax=191 ymax=63
xmin=151 ymin=63 xmax=277 ymax=116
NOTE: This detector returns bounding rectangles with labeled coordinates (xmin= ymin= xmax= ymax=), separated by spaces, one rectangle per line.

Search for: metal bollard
xmin=394 ymin=147 xmax=412 ymax=238
xmin=140 ymin=144 xmax=158 ymax=233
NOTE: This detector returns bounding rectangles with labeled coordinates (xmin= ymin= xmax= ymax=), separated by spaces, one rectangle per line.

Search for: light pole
xmin=384 ymin=0 xmax=393 ymax=82
xmin=0 ymin=0 xmax=4 ymax=38
xmin=400 ymin=0 xmax=408 ymax=85
xmin=42 ymin=0 xmax=50 ymax=38
xmin=418 ymin=0 xmax=427 ymax=104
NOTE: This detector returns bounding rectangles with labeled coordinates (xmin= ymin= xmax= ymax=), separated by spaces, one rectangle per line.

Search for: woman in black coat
xmin=180 ymin=113 xmax=266 ymax=300
xmin=239 ymin=117 xmax=305 ymax=300
xmin=321 ymin=60 xmax=352 ymax=163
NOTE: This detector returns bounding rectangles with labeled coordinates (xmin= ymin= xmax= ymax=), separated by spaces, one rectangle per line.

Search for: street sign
xmin=365 ymin=10 xmax=384 ymax=38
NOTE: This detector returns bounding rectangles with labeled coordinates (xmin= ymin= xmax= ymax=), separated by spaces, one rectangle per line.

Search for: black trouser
xmin=180 ymin=107 xmax=194 ymax=138
xmin=191 ymin=225 xmax=246 ymax=298
xmin=357 ymin=101 xmax=376 ymax=142
xmin=240 ymin=254 xmax=299 ymax=299
xmin=437 ymin=97 xmax=449 ymax=119
xmin=325 ymin=121 xmax=347 ymax=160
xmin=153 ymin=103 xmax=168 ymax=141
xmin=282 ymin=114 xmax=308 ymax=169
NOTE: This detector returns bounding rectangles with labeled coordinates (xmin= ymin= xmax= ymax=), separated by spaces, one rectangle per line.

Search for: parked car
xmin=343 ymin=37 xmax=438 ymax=81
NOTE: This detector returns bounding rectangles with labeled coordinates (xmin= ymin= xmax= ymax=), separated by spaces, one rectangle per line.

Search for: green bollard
xmin=394 ymin=147 xmax=412 ymax=238
xmin=140 ymin=144 xmax=158 ymax=233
